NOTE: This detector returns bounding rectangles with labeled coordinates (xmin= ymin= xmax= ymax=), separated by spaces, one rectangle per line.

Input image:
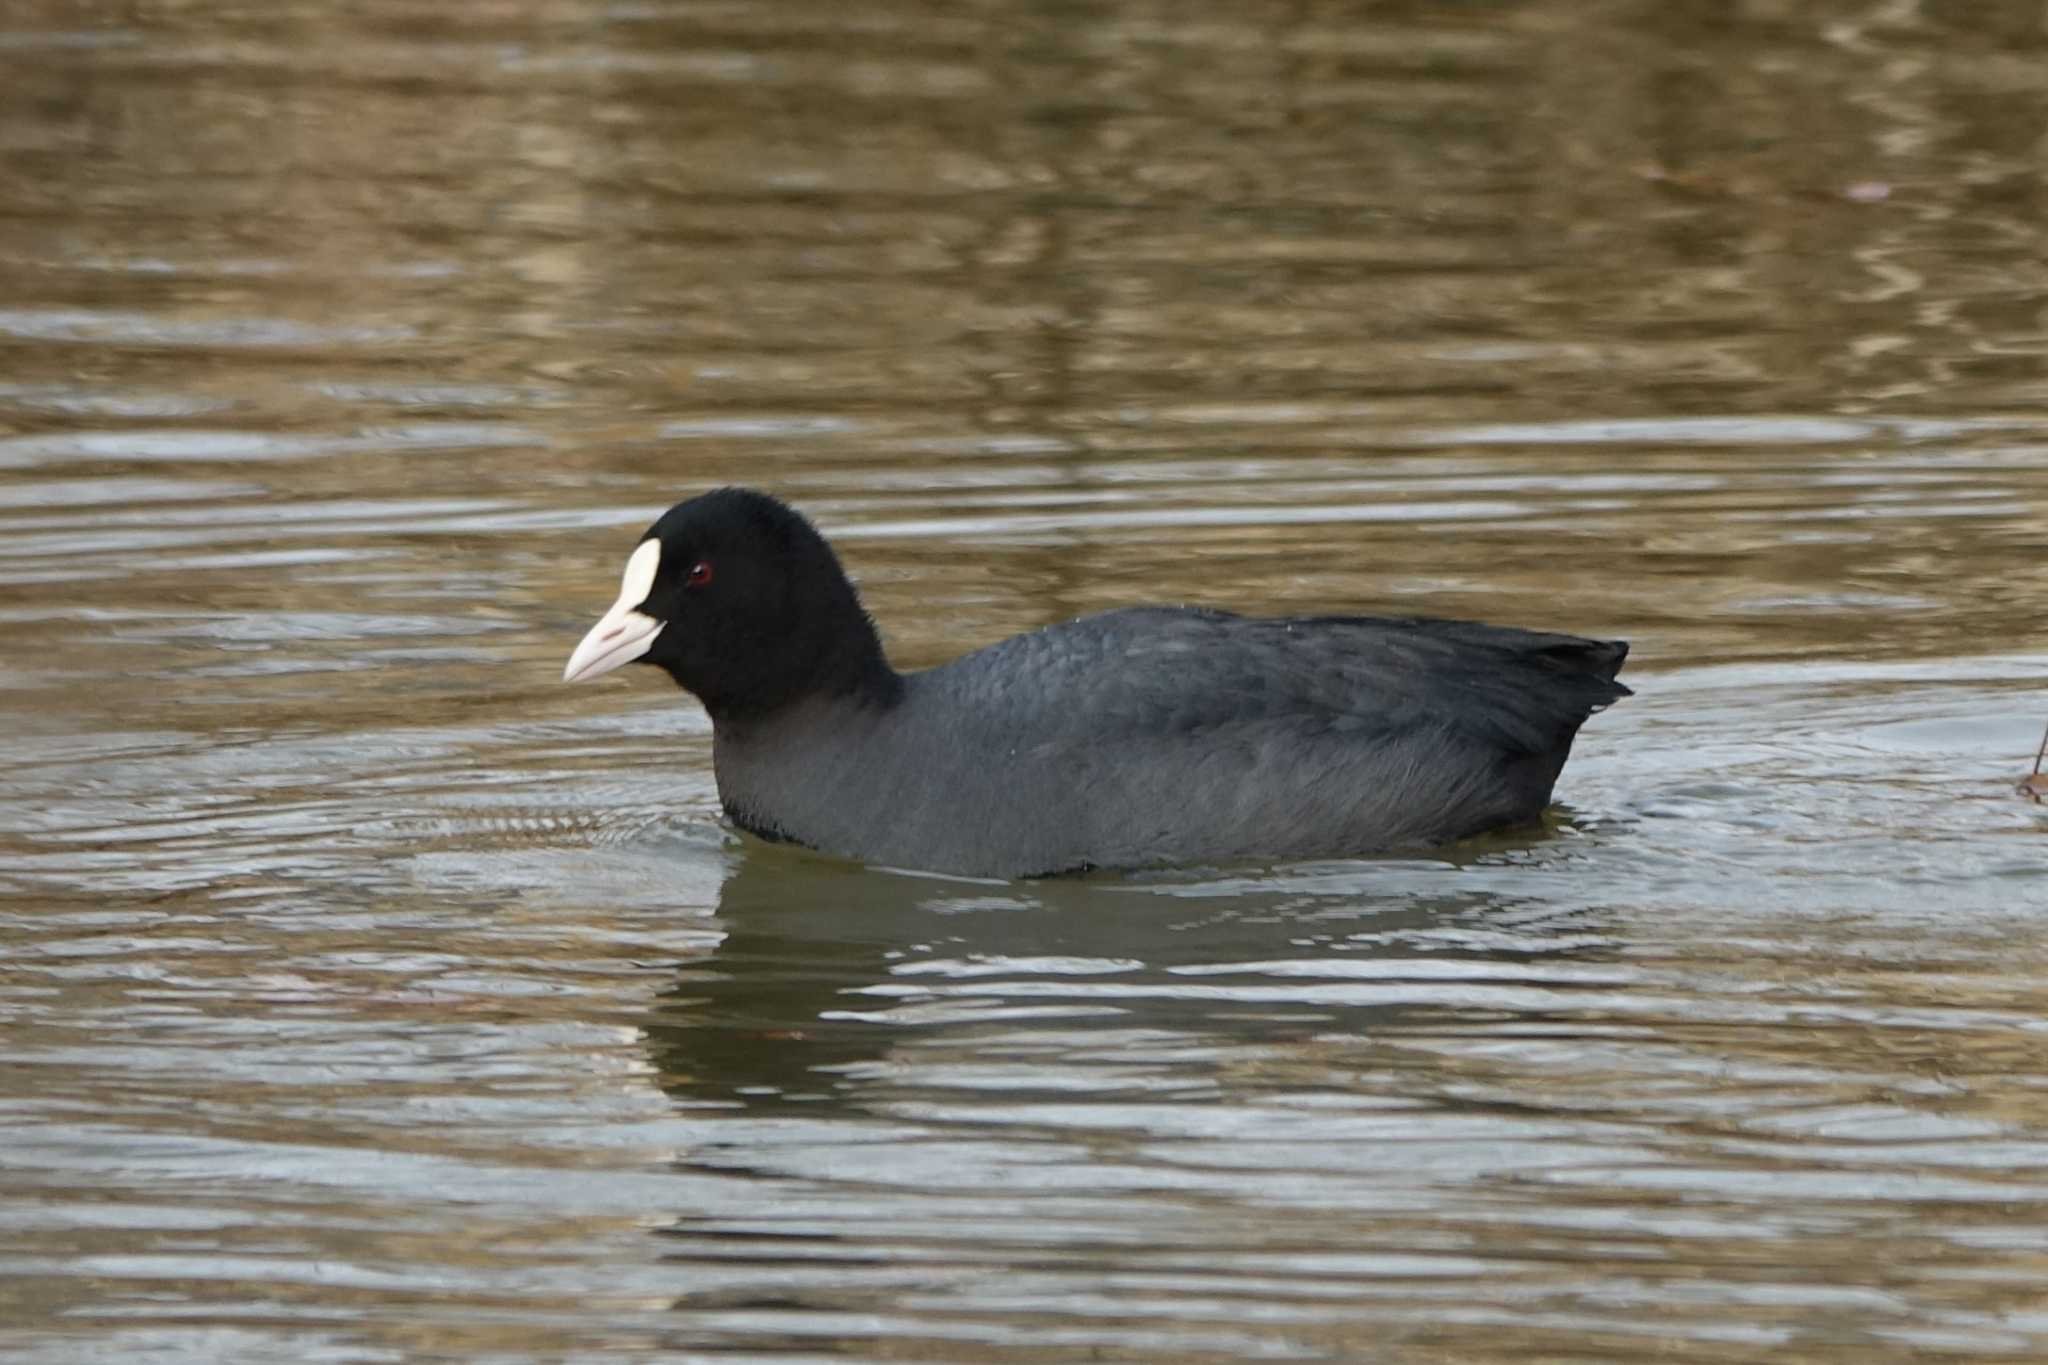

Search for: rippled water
xmin=5 ymin=1 xmax=2048 ymax=1360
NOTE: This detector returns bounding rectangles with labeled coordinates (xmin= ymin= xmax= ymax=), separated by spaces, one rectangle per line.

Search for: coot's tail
xmin=1400 ymin=618 xmax=1631 ymax=710
xmin=1538 ymin=635 xmax=1630 ymax=692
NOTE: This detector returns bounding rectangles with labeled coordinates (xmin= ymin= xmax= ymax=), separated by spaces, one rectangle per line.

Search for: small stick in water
xmin=2021 ymin=721 xmax=2048 ymax=803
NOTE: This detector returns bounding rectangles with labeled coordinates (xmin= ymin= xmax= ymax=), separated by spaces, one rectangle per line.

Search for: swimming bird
xmin=563 ymin=487 xmax=1629 ymax=878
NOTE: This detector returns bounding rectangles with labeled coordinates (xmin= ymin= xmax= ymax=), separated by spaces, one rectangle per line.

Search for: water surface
xmin=4 ymin=1 xmax=2048 ymax=1361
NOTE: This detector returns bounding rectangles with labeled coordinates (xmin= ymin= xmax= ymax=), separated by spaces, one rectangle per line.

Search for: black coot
xmin=564 ymin=487 xmax=1629 ymax=877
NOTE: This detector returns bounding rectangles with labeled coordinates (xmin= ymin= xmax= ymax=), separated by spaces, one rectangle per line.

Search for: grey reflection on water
xmin=645 ymin=847 xmax=1609 ymax=1113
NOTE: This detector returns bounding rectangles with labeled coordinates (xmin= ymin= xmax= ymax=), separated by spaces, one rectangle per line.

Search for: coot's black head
xmin=563 ymin=487 xmax=897 ymax=719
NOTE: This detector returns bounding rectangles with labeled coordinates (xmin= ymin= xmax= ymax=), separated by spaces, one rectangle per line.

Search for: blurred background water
xmin=3 ymin=1 xmax=2048 ymax=1360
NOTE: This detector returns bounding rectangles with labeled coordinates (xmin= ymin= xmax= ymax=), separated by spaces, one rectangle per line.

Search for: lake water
xmin=4 ymin=1 xmax=2048 ymax=1360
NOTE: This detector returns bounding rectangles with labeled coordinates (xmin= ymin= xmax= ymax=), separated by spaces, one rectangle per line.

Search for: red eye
xmin=685 ymin=560 xmax=713 ymax=589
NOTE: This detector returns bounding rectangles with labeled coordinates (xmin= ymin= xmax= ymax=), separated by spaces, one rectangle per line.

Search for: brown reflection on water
xmin=3 ymin=0 xmax=2048 ymax=1361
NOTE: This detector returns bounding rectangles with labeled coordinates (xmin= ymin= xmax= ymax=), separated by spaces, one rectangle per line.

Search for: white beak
xmin=563 ymin=539 xmax=667 ymax=683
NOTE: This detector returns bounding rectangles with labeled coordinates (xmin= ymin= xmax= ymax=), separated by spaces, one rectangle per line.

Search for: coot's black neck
xmin=681 ymin=604 xmax=903 ymax=725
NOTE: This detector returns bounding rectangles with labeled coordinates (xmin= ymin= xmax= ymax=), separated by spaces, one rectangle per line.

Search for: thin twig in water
xmin=2021 ymin=722 xmax=2048 ymax=802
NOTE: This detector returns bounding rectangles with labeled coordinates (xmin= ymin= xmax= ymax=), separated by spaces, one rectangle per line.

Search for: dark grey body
xmin=713 ymin=605 xmax=1628 ymax=878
